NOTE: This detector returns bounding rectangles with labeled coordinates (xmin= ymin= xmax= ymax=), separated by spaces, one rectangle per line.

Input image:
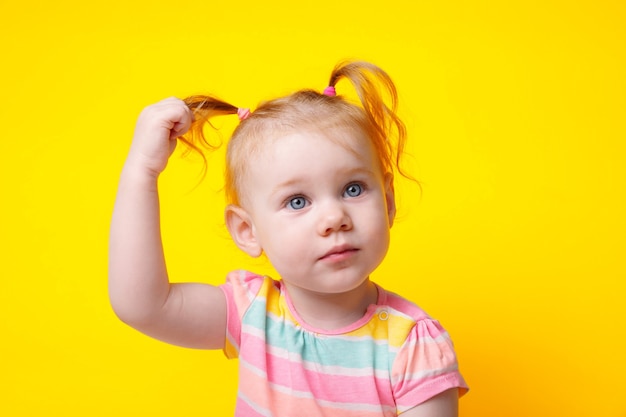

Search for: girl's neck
xmin=283 ymin=279 xmax=379 ymax=331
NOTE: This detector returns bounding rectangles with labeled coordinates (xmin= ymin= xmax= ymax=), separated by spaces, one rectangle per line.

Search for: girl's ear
xmin=384 ymin=172 xmax=396 ymax=227
xmin=225 ymin=205 xmax=262 ymax=257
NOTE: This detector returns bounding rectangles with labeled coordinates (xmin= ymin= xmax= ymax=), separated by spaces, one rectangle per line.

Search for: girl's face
xmin=235 ymin=128 xmax=396 ymax=297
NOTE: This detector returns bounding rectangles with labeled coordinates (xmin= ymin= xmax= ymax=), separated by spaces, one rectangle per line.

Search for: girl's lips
xmin=319 ymin=247 xmax=359 ymax=261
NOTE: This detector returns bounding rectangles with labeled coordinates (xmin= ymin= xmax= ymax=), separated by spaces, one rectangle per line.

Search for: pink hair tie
xmin=323 ymin=86 xmax=336 ymax=97
xmin=237 ymin=108 xmax=251 ymax=121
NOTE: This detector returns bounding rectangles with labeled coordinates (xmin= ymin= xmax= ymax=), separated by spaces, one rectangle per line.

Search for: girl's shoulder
xmin=376 ymin=284 xmax=432 ymax=324
xmin=221 ymin=270 xmax=280 ymax=310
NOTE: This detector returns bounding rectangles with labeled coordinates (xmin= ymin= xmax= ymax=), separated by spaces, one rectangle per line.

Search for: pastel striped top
xmin=220 ymin=271 xmax=468 ymax=416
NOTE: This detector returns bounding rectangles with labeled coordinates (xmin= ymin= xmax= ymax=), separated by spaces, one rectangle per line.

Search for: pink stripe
xmin=221 ymin=271 xmax=266 ymax=355
xmin=395 ymin=375 xmax=468 ymax=411
xmin=231 ymin=270 xmax=264 ymax=311
xmin=384 ymin=291 xmax=430 ymax=321
xmin=238 ymin=334 xmax=394 ymax=406
xmin=238 ymin=365 xmax=395 ymax=417
xmin=234 ymin=397 xmax=266 ymax=417
xmin=392 ymin=321 xmax=456 ymax=376
xmin=220 ymin=283 xmax=240 ymax=357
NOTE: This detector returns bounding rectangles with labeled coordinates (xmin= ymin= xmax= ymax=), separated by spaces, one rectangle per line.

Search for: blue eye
xmin=344 ymin=183 xmax=363 ymax=198
xmin=288 ymin=196 xmax=307 ymax=210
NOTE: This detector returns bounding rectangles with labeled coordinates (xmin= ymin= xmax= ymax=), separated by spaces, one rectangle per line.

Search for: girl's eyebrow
xmin=270 ymin=177 xmax=308 ymax=200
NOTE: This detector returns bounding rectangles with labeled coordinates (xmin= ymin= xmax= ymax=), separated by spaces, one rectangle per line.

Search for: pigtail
xmin=327 ymin=61 xmax=410 ymax=180
xmin=176 ymin=95 xmax=239 ymax=176
xmin=182 ymin=95 xmax=239 ymax=151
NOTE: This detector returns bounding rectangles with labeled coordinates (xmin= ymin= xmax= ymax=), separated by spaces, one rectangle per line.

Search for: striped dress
xmin=220 ymin=270 xmax=468 ymax=416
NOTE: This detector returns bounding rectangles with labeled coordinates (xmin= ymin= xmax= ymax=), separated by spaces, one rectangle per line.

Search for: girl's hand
xmin=127 ymin=97 xmax=193 ymax=176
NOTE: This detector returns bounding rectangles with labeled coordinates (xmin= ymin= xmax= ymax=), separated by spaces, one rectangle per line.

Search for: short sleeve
xmin=219 ymin=270 xmax=265 ymax=359
xmin=391 ymin=319 xmax=469 ymax=413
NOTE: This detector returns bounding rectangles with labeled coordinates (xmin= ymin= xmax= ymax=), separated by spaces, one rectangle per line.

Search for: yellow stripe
xmin=346 ymin=312 xmax=416 ymax=348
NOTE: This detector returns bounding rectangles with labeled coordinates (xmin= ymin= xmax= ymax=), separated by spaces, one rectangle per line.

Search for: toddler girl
xmin=109 ymin=61 xmax=468 ymax=416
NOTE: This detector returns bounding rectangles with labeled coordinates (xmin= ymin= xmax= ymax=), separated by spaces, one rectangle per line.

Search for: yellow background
xmin=1 ymin=1 xmax=624 ymax=416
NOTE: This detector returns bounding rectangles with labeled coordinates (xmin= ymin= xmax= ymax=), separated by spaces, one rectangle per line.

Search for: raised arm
xmin=108 ymin=98 xmax=226 ymax=349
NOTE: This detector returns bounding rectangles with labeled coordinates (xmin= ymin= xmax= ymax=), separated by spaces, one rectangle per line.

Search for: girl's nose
xmin=317 ymin=201 xmax=353 ymax=235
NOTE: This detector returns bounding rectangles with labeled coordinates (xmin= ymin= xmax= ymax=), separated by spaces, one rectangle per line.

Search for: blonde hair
xmin=182 ymin=61 xmax=409 ymax=206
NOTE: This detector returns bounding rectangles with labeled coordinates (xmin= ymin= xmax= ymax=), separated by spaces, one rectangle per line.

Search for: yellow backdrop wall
xmin=1 ymin=1 xmax=624 ymax=416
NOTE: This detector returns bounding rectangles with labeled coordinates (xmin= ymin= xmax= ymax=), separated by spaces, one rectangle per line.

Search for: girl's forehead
xmin=250 ymin=130 xmax=383 ymax=181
